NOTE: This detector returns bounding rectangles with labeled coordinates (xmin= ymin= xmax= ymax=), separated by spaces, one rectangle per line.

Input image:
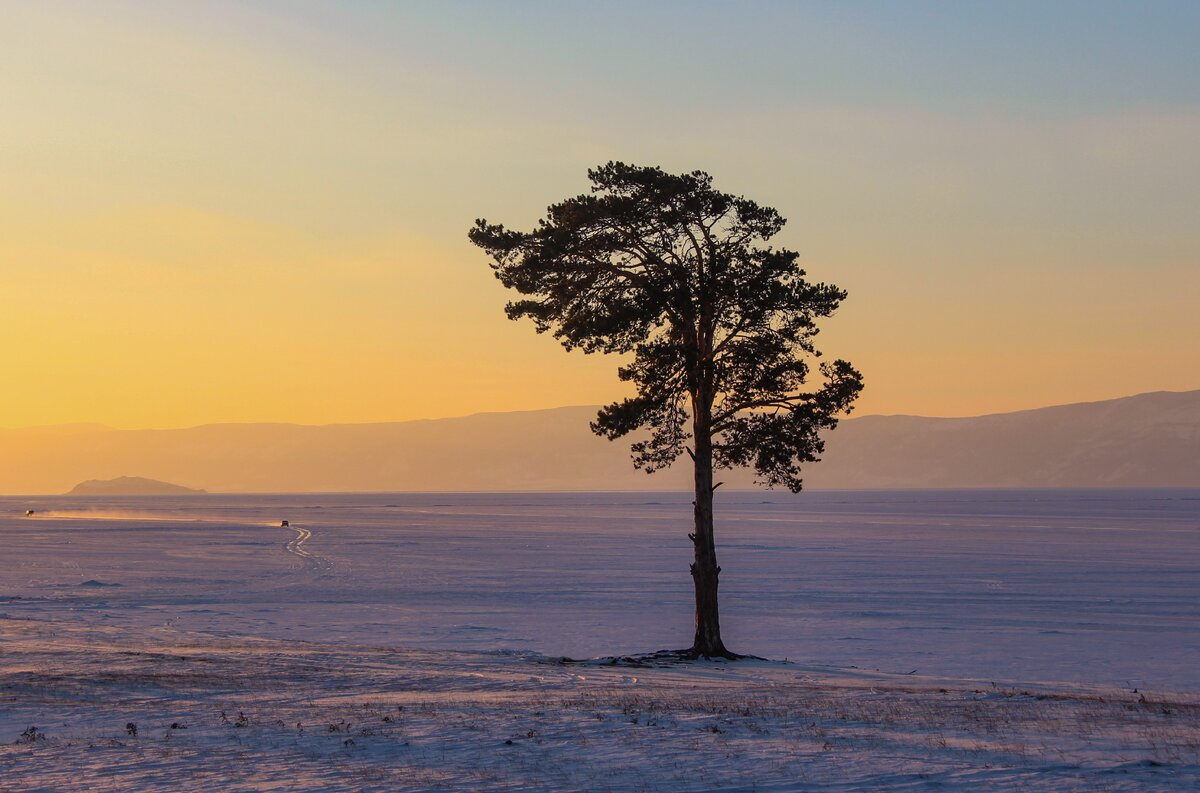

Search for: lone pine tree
xmin=469 ymin=163 xmax=863 ymax=658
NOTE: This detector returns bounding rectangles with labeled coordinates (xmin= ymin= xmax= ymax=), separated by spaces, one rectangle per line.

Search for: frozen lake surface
xmin=4 ymin=489 xmax=1199 ymax=790
xmin=3 ymin=489 xmax=1198 ymax=690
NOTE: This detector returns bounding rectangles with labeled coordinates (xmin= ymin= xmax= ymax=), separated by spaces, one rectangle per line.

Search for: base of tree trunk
xmin=556 ymin=648 xmax=763 ymax=667
xmin=683 ymin=644 xmax=744 ymax=661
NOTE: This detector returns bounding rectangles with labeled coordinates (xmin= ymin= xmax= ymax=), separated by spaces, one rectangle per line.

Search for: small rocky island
xmin=66 ymin=476 xmax=207 ymax=496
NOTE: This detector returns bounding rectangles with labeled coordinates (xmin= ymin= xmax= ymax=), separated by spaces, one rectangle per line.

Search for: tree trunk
xmin=690 ymin=412 xmax=731 ymax=658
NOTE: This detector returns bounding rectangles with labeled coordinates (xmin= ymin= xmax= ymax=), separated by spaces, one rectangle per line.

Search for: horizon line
xmin=4 ymin=387 xmax=1197 ymax=435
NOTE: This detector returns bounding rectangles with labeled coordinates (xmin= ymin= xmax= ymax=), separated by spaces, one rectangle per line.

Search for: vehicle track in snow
xmin=283 ymin=525 xmax=334 ymax=574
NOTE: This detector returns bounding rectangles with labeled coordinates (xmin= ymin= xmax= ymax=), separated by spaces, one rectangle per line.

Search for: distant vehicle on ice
xmin=280 ymin=520 xmax=289 ymax=527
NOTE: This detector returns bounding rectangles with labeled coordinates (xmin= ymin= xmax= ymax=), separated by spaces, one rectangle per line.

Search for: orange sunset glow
xmin=3 ymin=2 xmax=1197 ymax=430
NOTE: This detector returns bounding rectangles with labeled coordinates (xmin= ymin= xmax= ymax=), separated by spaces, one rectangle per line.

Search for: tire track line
xmin=284 ymin=525 xmax=334 ymax=573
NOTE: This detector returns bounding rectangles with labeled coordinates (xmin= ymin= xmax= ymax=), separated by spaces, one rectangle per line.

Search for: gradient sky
xmin=2 ymin=1 xmax=1198 ymax=429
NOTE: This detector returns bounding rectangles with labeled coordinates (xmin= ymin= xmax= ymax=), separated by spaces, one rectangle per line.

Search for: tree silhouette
xmin=469 ymin=163 xmax=863 ymax=658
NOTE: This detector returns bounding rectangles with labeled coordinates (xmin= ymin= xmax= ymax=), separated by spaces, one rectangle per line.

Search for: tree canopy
xmin=469 ymin=162 xmax=863 ymax=492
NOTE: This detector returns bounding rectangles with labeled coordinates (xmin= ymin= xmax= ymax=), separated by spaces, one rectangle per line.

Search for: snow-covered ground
xmin=2 ymin=490 xmax=1198 ymax=790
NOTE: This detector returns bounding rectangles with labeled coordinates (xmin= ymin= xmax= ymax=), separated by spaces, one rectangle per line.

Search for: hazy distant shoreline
xmin=65 ymin=476 xmax=206 ymax=496
xmin=1 ymin=390 xmax=1197 ymax=495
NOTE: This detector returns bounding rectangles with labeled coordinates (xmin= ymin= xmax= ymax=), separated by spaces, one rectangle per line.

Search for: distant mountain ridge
xmin=66 ymin=476 xmax=206 ymax=496
xmin=1 ymin=390 xmax=1197 ymax=494
xmin=807 ymin=390 xmax=1199 ymax=488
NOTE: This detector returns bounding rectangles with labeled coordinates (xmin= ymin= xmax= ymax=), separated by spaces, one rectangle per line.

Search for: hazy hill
xmin=0 ymin=390 xmax=1196 ymax=494
xmin=807 ymin=389 xmax=1199 ymax=488
xmin=66 ymin=476 xmax=206 ymax=496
